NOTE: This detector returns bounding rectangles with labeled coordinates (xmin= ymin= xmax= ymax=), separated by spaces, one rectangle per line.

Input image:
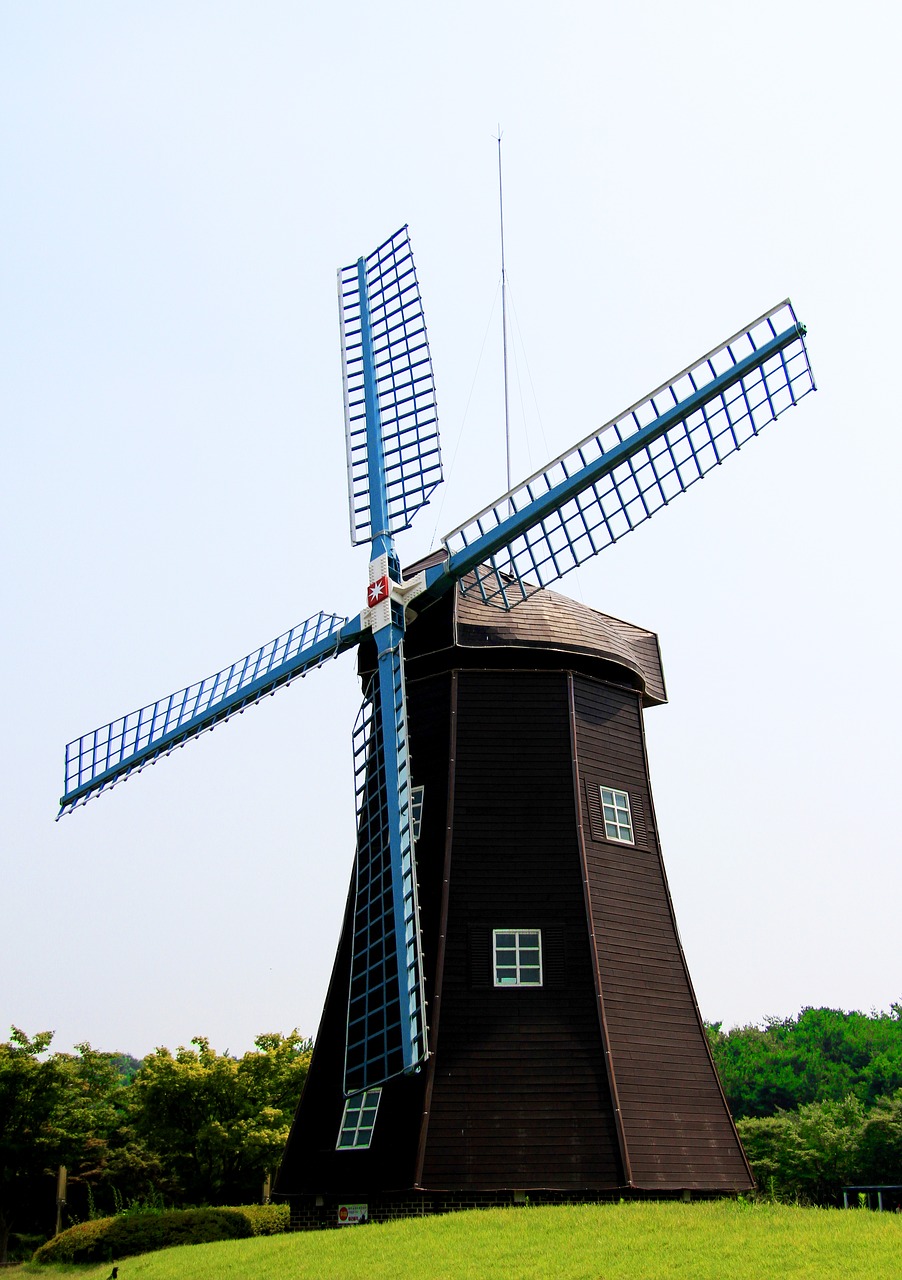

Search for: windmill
xmin=60 ymin=225 xmax=815 ymax=1223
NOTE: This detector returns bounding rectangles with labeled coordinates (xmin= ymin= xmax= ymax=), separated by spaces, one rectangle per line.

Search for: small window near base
xmin=600 ymin=786 xmax=634 ymax=844
xmin=411 ymin=785 xmax=425 ymax=843
xmin=336 ymin=1088 xmax=381 ymax=1150
xmin=493 ymin=929 xmax=543 ymax=987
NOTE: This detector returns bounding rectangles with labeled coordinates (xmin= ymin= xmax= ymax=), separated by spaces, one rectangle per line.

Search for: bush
xmin=233 ymin=1203 xmax=290 ymax=1235
xmin=32 ymin=1207 xmax=254 ymax=1264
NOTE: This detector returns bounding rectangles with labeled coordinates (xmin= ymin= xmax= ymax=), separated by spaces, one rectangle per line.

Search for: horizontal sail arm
xmin=430 ymin=300 xmax=814 ymax=607
xmin=59 ymin=611 xmax=366 ymax=816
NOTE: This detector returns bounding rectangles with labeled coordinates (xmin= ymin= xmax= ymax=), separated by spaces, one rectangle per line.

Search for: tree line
xmin=707 ymin=1005 xmax=902 ymax=1205
xmin=3 ymin=1005 xmax=902 ymax=1261
xmin=0 ymin=1028 xmax=310 ymax=1264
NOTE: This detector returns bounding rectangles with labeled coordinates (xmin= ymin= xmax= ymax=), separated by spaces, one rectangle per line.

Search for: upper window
xmin=600 ymin=786 xmax=634 ymax=844
xmin=336 ymin=1088 xmax=381 ymax=1150
xmin=493 ymin=929 xmax=542 ymax=987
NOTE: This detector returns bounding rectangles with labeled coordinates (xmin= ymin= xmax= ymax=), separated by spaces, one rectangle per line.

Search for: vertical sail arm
xmin=59 ymin=611 xmax=365 ymax=815
xmin=339 ymin=226 xmax=442 ymax=546
xmin=429 ymin=300 xmax=815 ymax=607
xmin=342 ymin=238 xmax=429 ymax=1093
xmin=344 ymin=641 xmax=427 ymax=1094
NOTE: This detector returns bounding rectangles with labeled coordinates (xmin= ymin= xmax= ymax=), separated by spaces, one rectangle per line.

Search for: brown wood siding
xmin=420 ymin=668 xmax=623 ymax=1190
xmin=278 ymin=589 xmax=751 ymax=1203
xmin=572 ymin=675 xmax=752 ymax=1191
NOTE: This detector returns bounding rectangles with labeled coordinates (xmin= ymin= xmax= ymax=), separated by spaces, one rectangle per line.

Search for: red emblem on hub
xmin=368 ymin=575 xmax=389 ymax=607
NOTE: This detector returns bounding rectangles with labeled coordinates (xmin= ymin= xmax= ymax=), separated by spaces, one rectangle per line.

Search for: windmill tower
xmin=59 ymin=226 xmax=816 ymax=1225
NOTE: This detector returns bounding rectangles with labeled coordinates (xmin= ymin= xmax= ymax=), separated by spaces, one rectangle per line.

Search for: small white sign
xmin=337 ymin=1202 xmax=368 ymax=1225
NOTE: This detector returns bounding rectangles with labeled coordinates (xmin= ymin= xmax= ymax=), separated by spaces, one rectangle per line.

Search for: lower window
xmin=493 ymin=928 xmax=543 ymax=987
xmin=336 ymin=1088 xmax=381 ymax=1150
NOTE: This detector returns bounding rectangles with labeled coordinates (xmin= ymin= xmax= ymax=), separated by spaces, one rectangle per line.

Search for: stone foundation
xmin=279 ymin=1186 xmax=715 ymax=1232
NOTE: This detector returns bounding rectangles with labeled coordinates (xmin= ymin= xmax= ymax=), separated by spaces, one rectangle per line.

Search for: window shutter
xmin=585 ymin=779 xmax=605 ymax=843
xmin=631 ymin=793 xmax=649 ymax=849
xmin=468 ymin=924 xmax=492 ymax=989
xmin=543 ymin=923 xmax=565 ymax=988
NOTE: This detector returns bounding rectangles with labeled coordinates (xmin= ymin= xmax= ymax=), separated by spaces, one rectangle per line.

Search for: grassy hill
xmin=15 ymin=1201 xmax=902 ymax=1280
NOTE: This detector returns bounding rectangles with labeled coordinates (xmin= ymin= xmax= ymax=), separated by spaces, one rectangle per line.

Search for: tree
xmin=129 ymin=1032 xmax=311 ymax=1206
xmin=857 ymin=1089 xmax=902 ymax=1185
xmin=707 ymin=1004 xmax=902 ymax=1118
xmin=736 ymin=1095 xmax=867 ymax=1204
xmin=0 ymin=1030 xmax=105 ymax=1264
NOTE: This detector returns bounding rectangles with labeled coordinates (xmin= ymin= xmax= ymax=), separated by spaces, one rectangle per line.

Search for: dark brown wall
xmin=420 ymin=668 xmax=622 ymax=1190
xmin=277 ymin=606 xmax=751 ymax=1201
xmin=572 ymin=676 xmax=752 ymax=1191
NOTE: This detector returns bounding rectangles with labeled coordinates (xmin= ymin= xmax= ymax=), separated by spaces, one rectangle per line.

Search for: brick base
xmin=279 ymin=1186 xmax=716 ymax=1232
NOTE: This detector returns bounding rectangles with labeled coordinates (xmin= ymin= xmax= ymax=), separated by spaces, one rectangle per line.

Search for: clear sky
xmin=2 ymin=1 xmax=899 ymax=1058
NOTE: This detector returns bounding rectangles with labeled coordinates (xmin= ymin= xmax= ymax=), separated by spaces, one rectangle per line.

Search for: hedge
xmin=234 ymin=1202 xmax=290 ymax=1235
xmin=32 ymin=1204 xmax=288 ymax=1264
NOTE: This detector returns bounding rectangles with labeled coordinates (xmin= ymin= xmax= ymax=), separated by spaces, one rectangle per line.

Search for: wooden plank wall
xmin=572 ymin=676 xmax=753 ymax=1192
xmin=277 ymin=655 xmax=752 ymax=1200
xmin=421 ymin=668 xmax=623 ymax=1190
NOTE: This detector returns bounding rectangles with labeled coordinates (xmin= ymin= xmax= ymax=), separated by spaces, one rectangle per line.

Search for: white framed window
xmin=493 ymin=929 xmax=543 ymax=987
xmin=600 ymin=786 xmax=634 ymax=844
xmin=336 ymin=1088 xmax=381 ymax=1150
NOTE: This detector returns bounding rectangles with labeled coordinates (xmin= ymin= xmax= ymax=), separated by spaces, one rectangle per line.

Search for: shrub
xmin=233 ymin=1203 xmax=290 ymax=1235
xmin=32 ymin=1207 xmax=253 ymax=1264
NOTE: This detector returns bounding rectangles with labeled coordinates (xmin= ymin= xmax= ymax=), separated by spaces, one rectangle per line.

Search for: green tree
xmin=737 ymin=1095 xmax=867 ymax=1204
xmin=0 ymin=1030 xmax=114 ymax=1264
xmin=129 ymin=1032 xmax=311 ymax=1206
xmin=64 ymin=1043 xmax=166 ymax=1217
xmin=857 ymin=1089 xmax=902 ymax=1184
xmin=707 ymin=1004 xmax=902 ymax=1118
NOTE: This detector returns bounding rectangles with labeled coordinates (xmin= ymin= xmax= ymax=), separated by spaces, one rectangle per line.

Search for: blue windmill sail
xmin=439 ymin=300 xmax=815 ymax=607
xmin=339 ymin=226 xmax=442 ymax=545
xmin=338 ymin=227 xmax=434 ymax=1092
xmin=59 ymin=611 xmax=360 ymax=814
xmin=345 ymin=662 xmax=425 ymax=1094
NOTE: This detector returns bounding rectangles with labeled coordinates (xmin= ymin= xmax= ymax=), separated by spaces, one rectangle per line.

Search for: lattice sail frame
xmin=60 ymin=611 xmax=349 ymax=814
xmin=345 ymin=661 xmax=426 ymax=1095
xmin=442 ymin=300 xmax=815 ymax=607
xmin=339 ymin=226 xmax=442 ymax=545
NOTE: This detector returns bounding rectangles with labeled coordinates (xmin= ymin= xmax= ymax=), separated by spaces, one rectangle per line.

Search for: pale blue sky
xmin=2 ymin=1 xmax=900 ymax=1056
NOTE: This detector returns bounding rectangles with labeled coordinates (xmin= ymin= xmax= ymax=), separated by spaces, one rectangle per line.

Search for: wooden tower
xmin=274 ymin=583 xmax=754 ymax=1225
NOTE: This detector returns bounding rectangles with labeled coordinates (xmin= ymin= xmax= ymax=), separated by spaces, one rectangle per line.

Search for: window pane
xmin=493 ymin=928 xmax=543 ymax=988
xmin=600 ymin=786 xmax=633 ymax=843
xmin=337 ymin=1089 xmax=381 ymax=1150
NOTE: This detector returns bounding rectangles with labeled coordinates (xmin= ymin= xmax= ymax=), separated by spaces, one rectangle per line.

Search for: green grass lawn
xmin=15 ymin=1201 xmax=902 ymax=1280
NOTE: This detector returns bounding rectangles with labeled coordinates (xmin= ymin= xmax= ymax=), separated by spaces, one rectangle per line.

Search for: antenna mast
xmin=497 ymin=128 xmax=512 ymax=494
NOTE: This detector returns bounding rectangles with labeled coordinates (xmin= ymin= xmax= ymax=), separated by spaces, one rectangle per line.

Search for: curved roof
xmin=398 ymin=551 xmax=666 ymax=706
xmin=452 ymin=585 xmax=667 ymax=707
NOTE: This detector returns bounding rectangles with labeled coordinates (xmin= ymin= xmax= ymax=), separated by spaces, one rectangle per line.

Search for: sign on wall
xmin=337 ymin=1203 xmax=368 ymax=1225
